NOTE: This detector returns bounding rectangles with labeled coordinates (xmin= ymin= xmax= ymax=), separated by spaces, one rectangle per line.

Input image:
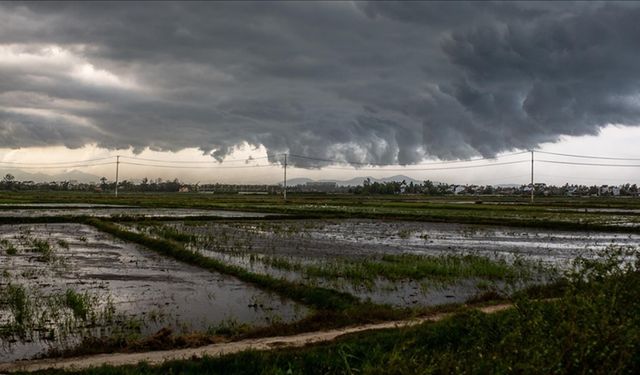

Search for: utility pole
xmin=283 ymin=153 xmax=287 ymax=202
xmin=530 ymin=150 xmax=534 ymax=203
xmin=115 ymin=155 xmax=120 ymax=197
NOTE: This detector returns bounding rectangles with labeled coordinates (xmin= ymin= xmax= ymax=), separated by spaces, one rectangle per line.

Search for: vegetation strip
xmin=261 ymin=253 xmax=534 ymax=285
xmin=0 ymin=304 xmax=513 ymax=373
xmin=84 ymin=218 xmax=360 ymax=311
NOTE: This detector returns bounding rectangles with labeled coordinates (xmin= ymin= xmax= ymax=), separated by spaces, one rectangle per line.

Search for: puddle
xmin=0 ymin=208 xmax=275 ymax=218
xmin=545 ymin=207 xmax=640 ymax=214
xmin=0 ymin=204 xmax=134 ymax=208
xmin=0 ymin=224 xmax=307 ymax=361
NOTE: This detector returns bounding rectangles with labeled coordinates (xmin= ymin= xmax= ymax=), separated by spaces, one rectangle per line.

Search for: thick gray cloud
xmin=1 ymin=1 xmax=640 ymax=166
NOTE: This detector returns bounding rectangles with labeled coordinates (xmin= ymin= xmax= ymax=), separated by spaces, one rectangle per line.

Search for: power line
xmin=119 ymin=161 xmax=275 ymax=169
xmin=319 ymin=160 xmax=530 ymax=172
xmin=537 ymin=173 xmax=633 ymax=183
xmin=536 ymin=150 xmax=640 ymax=161
xmin=448 ymin=174 xmax=531 ymax=185
xmin=0 ymin=156 xmax=115 ymax=165
xmin=119 ymin=155 xmax=275 ymax=164
xmin=0 ymin=162 xmax=116 ymax=170
xmin=288 ymin=151 xmax=529 ymax=166
xmin=1 ymin=151 xmax=638 ymax=176
xmin=537 ymin=160 xmax=640 ymax=167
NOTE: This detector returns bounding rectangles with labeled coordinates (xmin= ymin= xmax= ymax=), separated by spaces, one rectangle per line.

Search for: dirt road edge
xmin=0 ymin=304 xmax=512 ymax=373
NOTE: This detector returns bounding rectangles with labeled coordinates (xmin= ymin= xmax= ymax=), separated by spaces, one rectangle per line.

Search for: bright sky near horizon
xmin=1 ymin=2 xmax=640 ymax=186
xmin=2 ymin=124 xmax=639 ymax=186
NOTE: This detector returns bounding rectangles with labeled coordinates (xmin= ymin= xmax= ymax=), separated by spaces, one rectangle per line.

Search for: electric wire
xmin=535 ymin=150 xmax=640 ymax=161
xmin=537 ymin=173 xmax=632 ymax=183
xmin=0 ymin=162 xmax=116 ymax=170
xmin=537 ymin=160 xmax=640 ymax=167
xmin=318 ymin=160 xmax=530 ymax=172
xmin=119 ymin=161 xmax=274 ymax=169
xmin=0 ymin=156 xmax=115 ymax=165
xmin=288 ymin=151 xmax=529 ymax=166
xmin=119 ymin=155 xmax=276 ymax=164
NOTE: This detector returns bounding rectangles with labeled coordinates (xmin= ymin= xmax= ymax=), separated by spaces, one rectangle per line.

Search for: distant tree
xmin=3 ymin=174 xmax=15 ymax=184
xmin=423 ymin=180 xmax=442 ymax=195
xmin=1 ymin=174 xmax=16 ymax=190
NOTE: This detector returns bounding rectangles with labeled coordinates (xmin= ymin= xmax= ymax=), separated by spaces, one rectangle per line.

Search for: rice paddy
xmin=0 ymin=193 xmax=638 ymax=372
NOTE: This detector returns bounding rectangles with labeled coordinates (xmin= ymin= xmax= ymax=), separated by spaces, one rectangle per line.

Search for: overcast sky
xmin=1 ymin=1 xmax=640 ymax=185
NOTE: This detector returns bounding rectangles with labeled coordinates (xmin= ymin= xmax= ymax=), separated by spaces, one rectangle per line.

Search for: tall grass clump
xmin=0 ymin=238 xmax=18 ymax=255
xmin=3 ymin=283 xmax=31 ymax=329
xmin=30 ymin=239 xmax=55 ymax=262
xmin=64 ymin=289 xmax=92 ymax=321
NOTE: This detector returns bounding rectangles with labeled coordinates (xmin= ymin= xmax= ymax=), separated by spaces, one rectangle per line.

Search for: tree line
xmin=1 ymin=173 xmax=638 ymax=197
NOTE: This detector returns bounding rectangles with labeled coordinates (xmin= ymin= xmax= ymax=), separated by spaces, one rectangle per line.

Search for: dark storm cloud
xmin=1 ymin=1 xmax=640 ymax=166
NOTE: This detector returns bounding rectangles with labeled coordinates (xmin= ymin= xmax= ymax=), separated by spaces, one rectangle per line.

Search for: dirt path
xmin=0 ymin=304 xmax=512 ymax=373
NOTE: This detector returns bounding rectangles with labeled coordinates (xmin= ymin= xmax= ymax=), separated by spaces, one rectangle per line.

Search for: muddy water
xmin=193 ymin=250 xmax=519 ymax=308
xmin=0 ymin=204 xmax=133 ymax=208
xmin=171 ymin=220 xmax=640 ymax=266
xmin=158 ymin=220 xmax=640 ymax=308
xmin=0 ymin=224 xmax=307 ymax=362
xmin=0 ymin=208 xmax=274 ymax=218
xmin=302 ymin=221 xmax=640 ymax=266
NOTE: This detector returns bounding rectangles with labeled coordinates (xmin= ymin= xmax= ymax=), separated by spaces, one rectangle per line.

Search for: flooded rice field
xmin=3 ymin=215 xmax=638 ymax=362
xmin=0 ymin=204 xmax=134 ymax=208
xmin=0 ymin=224 xmax=306 ymax=362
xmin=0 ymin=207 xmax=274 ymax=218
xmin=126 ymin=219 xmax=640 ymax=308
xmin=154 ymin=220 xmax=640 ymax=266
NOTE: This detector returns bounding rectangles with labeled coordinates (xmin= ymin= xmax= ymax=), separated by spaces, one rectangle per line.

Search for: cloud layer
xmin=1 ymin=2 xmax=640 ymax=166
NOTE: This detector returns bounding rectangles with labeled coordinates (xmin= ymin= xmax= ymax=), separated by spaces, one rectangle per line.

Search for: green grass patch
xmin=30 ymin=239 xmax=55 ymax=262
xmin=1 ymin=238 xmax=18 ymax=255
xmin=56 ymin=239 xmax=70 ymax=250
xmin=2 ymin=283 xmax=31 ymax=328
xmin=64 ymin=289 xmax=92 ymax=320
xmin=263 ymin=253 xmax=536 ymax=285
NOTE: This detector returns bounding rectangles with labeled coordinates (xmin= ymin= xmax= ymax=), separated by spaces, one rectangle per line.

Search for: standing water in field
xmin=0 ymin=224 xmax=307 ymax=362
xmin=130 ymin=219 xmax=640 ymax=307
xmin=0 ymin=206 xmax=276 ymax=219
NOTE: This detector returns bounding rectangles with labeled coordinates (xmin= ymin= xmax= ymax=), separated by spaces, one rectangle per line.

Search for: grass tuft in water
xmin=64 ymin=289 xmax=92 ymax=320
xmin=1 ymin=238 xmax=18 ymax=255
xmin=30 ymin=239 xmax=55 ymax=262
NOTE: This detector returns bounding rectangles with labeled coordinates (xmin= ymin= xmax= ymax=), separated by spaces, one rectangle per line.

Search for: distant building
xmin=598 ymin=185 xmax=621 ymax=196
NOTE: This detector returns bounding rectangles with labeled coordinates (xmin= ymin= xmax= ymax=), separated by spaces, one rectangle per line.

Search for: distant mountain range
xmin=2 ymin=169 xmax=430 ymax=186
xmin=1 ymin=169 xmax=521 ymax=187
xmin=0 ymin=169 xmax=101 ymax=183
xmin=287 ymin=175 xmax=426 ymax=186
